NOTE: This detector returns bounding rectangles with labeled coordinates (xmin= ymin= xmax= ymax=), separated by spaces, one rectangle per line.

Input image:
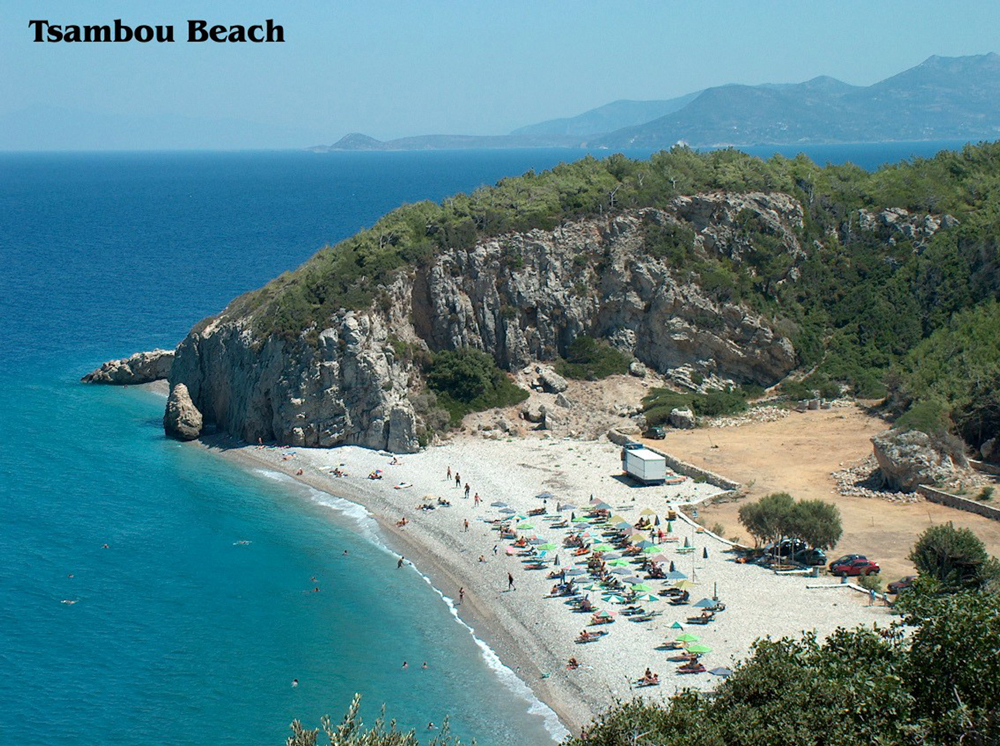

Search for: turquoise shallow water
xmin=0 ymin=142 xmax=968 ymax=745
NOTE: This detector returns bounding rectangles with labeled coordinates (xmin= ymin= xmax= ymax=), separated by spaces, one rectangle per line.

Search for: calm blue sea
xmin=0 ymin=140 xmax=970 ymax=746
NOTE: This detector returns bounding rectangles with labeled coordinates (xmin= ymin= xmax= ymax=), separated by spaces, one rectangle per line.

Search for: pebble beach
xmin=211 ymin=434 xmax=892 ymax=735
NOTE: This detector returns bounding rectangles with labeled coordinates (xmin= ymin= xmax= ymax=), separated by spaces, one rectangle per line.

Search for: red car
xmin=830 ymin=557 xmax=880 ymax=576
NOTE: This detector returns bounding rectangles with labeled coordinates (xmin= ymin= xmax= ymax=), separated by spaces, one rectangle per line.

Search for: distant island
xmin=310 ymin=53 xmax=1000 ymax=152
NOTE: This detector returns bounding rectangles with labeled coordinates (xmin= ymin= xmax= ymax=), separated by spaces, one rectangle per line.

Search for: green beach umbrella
xmin=686 ymin=644 xmax=712 ymax=654
xmin=592 ymin=543 xmax=614 ymax=552
xmin=670 ymin=621 xmax=684 ymax=630
xmin=643 ymin=545 xmax=661 ymax=554
xmin=571 ymin=516 xmax=590 ymax=523
xmin=676 ymin=633 xmax=700 ymax=642
xmin=539 ymin=543 xmax=559 ymax=551
xmin=631 ymin=583 xmax=655 ymax=592
xmin=608 ymin=559 xmax=630 ymax=567
xmin=517 ymin=523 xmax=534 ymax=530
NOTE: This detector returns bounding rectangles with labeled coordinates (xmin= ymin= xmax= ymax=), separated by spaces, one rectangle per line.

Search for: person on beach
xmin=464 ymin=483 xmax=471 ymax=498
xmin=493 ymin=545 xmax=498 ymax=555
xmin=459 ymin=587 xmax=464 ymax=603
xmin=454 ymin=472 xmax=461 ymax=487
xmin=869 ymin=588 xmax=876 ymax=606
xmin=479 ymin=555 xmax=486 ymax=563
xmin=397 ymin=556 xmax=404 ymax=569
xmin=474 ymin=492 xmax=481 ymax=507
xmin=463 ymin=518 xmax=469 ymax=532
xmin=447 ymin=467 xmax=451 ymax=480
xmin=567 ymin=657 xmax=579 ymax=669
xmin=507 ymin=572 xmax=516 ymax=590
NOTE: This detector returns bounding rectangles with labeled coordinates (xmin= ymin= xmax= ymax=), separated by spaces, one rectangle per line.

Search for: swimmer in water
xmin=422 ymin=662 xmax=428 ymax=669
xmin=61 ymin=600 xmax=77 ymax=605
xmin=402 ymin=661 xmax=408 ymax=669
xmin=292 ymin=679 xmax=298 ymax=687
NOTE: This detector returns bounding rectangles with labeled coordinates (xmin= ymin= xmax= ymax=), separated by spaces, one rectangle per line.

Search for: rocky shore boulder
xmin=871 ymin=429 xmax=962 ymax=492
xmin=670 ymin=408 xmax=696 ymax=429
xmin=82 ymin=349 xmax=174 ymax=384
xmin=164 ymin=384 xmax=203 ymax=441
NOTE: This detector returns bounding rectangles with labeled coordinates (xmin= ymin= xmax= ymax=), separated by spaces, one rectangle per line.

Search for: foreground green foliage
xmin=425 ymin=348 xmax=528 ymax=425
xmin=287 ymin=694 xmax=463 ymax=746
xmin=568 ymin=586 xmax=1000 ymax=746
xmin=737 ymin=492 xmax=843 ymax=550
xmin=556 ymin=336 xmax=630 ymax=380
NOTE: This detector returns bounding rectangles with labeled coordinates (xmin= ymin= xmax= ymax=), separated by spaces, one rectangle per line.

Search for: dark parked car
xmin=830 ymin=557 xmax=880 ymax=576
xmin=765 ymin=538 xmax=808 ymax=557
xmin=793 ymin=547 xmax=827 ymax=566
xmin=888 ymin=575 xmax=917 ymax=594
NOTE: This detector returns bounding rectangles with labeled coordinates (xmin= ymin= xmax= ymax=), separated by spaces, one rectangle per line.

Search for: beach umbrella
xmin=703 ymin=547 xmax=709 ymax=559
xmin=616 ymin=521 xmax=632 ymax=530
xmin=670 ymin=621 xmax=684 ymax=630
xmin=686 ymin=644 xmax=712 ymax=654
xmin=536 ymin=491 xmax=555 ymax=500
xmin=505 ymin=546 xmax=517 ymax=555
xmin=592 ymin=543 xmax=614 ymax=552
xmin=490 ymin=501 xmax=508 ymax=507
xmin=608 ymin=559 xmax=630 ymax=567
xmin=571 ymin=516 xmax=590 ymax=523
xmin=610 ymin=567 xmax=631 ymax=575
xmin=648 ymin=554 xmax=669 ymax=565
xmin=669 ymin=561 xmax=676 ymax=572
xmin=517 ymin=523 xmax=535 ymax=530
xmin=559 ymin=504 xmax=576 ymax=511
xmin=640 ymin=508 xmax=656 ymax=516
xmin=529 ymin=537 xmax=547 ymax=545
xmin=499 ymin=508 xmax=516 ymax=514
xmin=539 ymin=543 xmax=559 ymax=551
xmin=675 ymin=633 xmax=700 ymax=642
xmin=666 ymin=521 xmax=673 ymax=533
xmin=594 ymin=610 xmax=615 ymax=618
xmin=602 ymin=594 xmax=626 ymax=603
xmin=684 ymin=536 xmax=691 ymax=548
xmin=693 ymin=598 xmax=716 ymax=608
xmin=631 ymin=583 xmax=655 ymax=593
xmin=642 ymin=546 xmax=661 ymax=554
xmin=709 ymin=667 xmax=733 ymax=677
xmin=564 ymin=568 xmax=586 ymax=576
xmin=603 ymin=552 xmax=622 ymax=560
xmin=673 ymin=580 xmax=697 ymax=590
xmin=654 ymin=516 xmax=661 ymax=526
xmin=591 ymin=501 xmax=613 ymax=511
xmin=665 ymin=571 xmax=687 ymax=580
xmin=609 ymin=514 xmax=628 ymax=524
xmin=636 ymin=592 xmax=659 ymax=602
xmin=621 ymin=576 xmax=642 ymax=585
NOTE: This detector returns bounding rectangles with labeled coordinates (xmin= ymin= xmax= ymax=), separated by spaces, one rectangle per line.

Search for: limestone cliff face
xmin=169 ymin=192 xmax=803 ymax=451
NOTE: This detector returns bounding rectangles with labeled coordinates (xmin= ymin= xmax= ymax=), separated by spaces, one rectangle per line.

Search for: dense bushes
xmin=555 ymin=336 xmax=630 ymax=380
xmin=642 ymin=386 xmax=750 ymax=426
xmin=737 ymin=492 xmax=843 ymax=550
xmin=425 ymin=348 xmax=528 ymax=425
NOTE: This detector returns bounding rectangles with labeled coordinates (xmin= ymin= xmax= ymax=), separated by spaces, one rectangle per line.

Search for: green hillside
xmin=230 ymin=142 xmax=1000 ymax=454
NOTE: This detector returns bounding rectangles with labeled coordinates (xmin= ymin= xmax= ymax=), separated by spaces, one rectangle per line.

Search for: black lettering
xmin=114 ymin=19 xmax=132 ymax=42
xmin=64 ymin=26 xmax=80 ymax=43
xmin=156 ymin=25 xmax=174 ymax=42
xmin=188 ymin=19 xmax=207 ymax=42
xmin=28 ymin=19 xmax=49 ymax=42
xmin=134 ymin=25 xmax=152 ymax=42
xmin=228 ymin=25 xmax=246 ymax=43
xmin=83 ymin=25 xmax=111 ymax=42
xmin=209 ymin=24 xmax=227 ymax=42
xmin=266 ymin=19 xmax=283 ymax=42
xmin=248 ymin=24 xmax=263 ymax=42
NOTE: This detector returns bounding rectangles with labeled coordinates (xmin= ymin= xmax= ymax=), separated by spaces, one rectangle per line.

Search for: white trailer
xmin=621 ymin=445 xmax=667 ymax=484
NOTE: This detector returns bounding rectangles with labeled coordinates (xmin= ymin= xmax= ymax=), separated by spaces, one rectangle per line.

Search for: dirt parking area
xmin=645 ymin=404 xmax=1000 ymax=584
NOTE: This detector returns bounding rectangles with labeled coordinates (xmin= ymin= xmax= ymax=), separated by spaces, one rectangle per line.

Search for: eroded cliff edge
xmin=166 ymin=192 xmax=809 ymax=451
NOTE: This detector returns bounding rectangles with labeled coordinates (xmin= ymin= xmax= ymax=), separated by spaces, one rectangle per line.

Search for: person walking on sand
xmin=507 ymin=572 xmax=516 ymax=591
xmin=447 ymin=466 xmax=451 ymax=480
xmin=464 ymin=483 xmax=471 ymax=498
xmin=455 ymin=472 xmax=461 ymax=487
xmin=869 ymin=588 xmax=876 ymax=606
xmin=464 ymin=518 xmax=469 ymax=532
xmin=474 ymin=492 xmax=481 ymax=507
xmin=459 ymin=587 xmax=464 ymax=603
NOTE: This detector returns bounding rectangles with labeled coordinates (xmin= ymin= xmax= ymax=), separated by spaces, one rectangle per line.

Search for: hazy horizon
xmin=1 ymin=0 xmax=997 ymax=151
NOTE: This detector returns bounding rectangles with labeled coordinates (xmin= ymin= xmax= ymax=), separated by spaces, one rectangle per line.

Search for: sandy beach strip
xmin=203 ymin=433 xmax=892 ymax=736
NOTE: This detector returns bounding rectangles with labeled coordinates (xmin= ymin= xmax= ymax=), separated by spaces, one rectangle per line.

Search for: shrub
xmin=425 ymin=348 xmax=528 ymax=425
xmin=556 ymin=336 xmax=630 ymax=380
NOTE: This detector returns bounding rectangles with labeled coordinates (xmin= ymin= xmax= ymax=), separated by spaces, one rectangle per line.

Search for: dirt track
xmin=644 ymin=404 xmax=1000 ymax=584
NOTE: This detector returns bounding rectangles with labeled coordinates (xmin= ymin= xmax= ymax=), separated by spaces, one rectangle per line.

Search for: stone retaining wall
xmin=916 ymin=485 xmax=1000 ymax=521
xmin=656 ymin=449 xmax=742 ymax=492
xmin=970 ymin=459 xmax=1000 ymax=477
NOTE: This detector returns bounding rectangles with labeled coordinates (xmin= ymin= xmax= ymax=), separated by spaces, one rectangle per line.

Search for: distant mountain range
xmin=312 ymin=53 xmax=1000 ymax=152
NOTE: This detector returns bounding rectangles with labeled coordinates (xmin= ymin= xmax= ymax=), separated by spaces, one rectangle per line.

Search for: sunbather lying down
xmin=637 ymin=668 xmax=659 ymax=686
xmin=576 ymin=629 xmax=606 ymax=643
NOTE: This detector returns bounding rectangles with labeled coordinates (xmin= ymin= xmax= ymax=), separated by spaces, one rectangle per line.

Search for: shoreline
xmin=198 ymin=432 xmax=892 ymax=739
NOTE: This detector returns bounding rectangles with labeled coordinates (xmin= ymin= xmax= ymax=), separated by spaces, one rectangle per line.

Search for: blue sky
xmin=1 ymin=0 xmax=997 ymax=148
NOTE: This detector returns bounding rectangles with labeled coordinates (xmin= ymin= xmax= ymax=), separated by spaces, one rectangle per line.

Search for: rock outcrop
xmin=669 ymin=408 xmax=696 ymax=429
xmin=871 ymin=429 xmax=963 ymax=492
xmin=164 ymin=195 xmax=805 ymax=451
xmin=82 ymin=349 xmax=174 ymax=384
xmin=164 ymin=384 xmax=203 ymax=441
